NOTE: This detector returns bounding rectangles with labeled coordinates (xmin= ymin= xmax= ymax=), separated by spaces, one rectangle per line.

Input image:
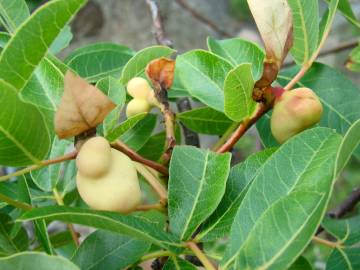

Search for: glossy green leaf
xmin=319 ymin=0 xmax=339 ymax=43
xmin=96 ymin=76 xmax=126 ymax=138
xmin=277 ymin=63 xmax=360 ymax=158
xmin=177 ymin=107 xmax=233 ymax=135
xmin=49 ymin=25 xmax=73 ymax=54
xmin=18 ymin=206 xmax=181 ymax=250
xmin=65 ymin=43 xmax=134 ymax=82
xmin=0 ymin=214 xmax=28 ymax=256
xmin=287 ymin=0 xmax=319 ymax=65
xmin=0 ymin=252 xmax=80 ymax=270
xmin=30 ymin=138 xmax=72 ymax=192
xmin=120 ymin=46 xmax=175 ymax=84
xmin=0 ymin=0 xmax=29 ymax=33
xmin=323 ymin=216 xmax=360 ymax=270
xmin=199 ymin=148 xmax=275 ymax=242
xmin=0 ymin=80 xmax=51 ymax=166
xmin=163 ymin=257 xmax=197 ymax=270
xmin=222 ymin=128 xmax=342 ymax=269
xmin=346 ymin=44 xmax=360 ymax=72
xmin=0 ymin=0 xmax=87 ymax=91
xmin=72 ymin=230 xmax=150 ymax=270
xmin=168 ymin=146 xmax=231 ymax=240
xmin=176 ymin=50 xmax=232 ymax=112
xmin=120 ymin=114 xmax=157 ymax=151
xmin=224 ymin=63 xmax=256 ymax=122
xmin=207 ymin=37 xmax=264 ymax=79
xmin=289 ymin=256 xmax=313 ymax=270
xmin=106 ymin=113 xmax=147 ymax=142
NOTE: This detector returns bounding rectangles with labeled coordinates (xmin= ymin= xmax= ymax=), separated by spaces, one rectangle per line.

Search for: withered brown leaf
xmin=145 ymin=57 xmax=175 ymax=90
xmin=55 ymin=71 xmax=116 ymax=139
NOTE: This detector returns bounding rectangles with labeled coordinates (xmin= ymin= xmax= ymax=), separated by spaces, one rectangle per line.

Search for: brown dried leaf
xmin=55 ymin=71 xmax=116 ymax=139
xmin=145 ymin=57 xmax=175 ymax=90
xmin=248 ymin=0 xmax=293 ymax=69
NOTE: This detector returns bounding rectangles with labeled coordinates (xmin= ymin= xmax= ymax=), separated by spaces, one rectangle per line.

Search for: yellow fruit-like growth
xmin=126 ymin=99 xmax=151 ymax=118
xmin=270 ymin=87 xmax=323 ymax=143
xmin=76 ymin=136 xmax=142 ymax=213
xmin=126 ymin=77 xmax=157 ymax=118
xmin=127 ymin=77 xmax=153 ymax=99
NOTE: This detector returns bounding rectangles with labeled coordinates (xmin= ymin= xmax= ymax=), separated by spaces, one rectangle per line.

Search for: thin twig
xmin=328 ymin=187 xmax=360 ymax=218
xmin=186 ymin=242 xmax=217 ymax=270
xmin=134 ymin=162 xmax=168 ymax=205
xmin=0 ymin=151 xmax=78 ymax=182
xmin=0 ymin=192 xmax=33 ymax=211
xmin=144 ymin=0 xmax=173 ymax=47
xmin=312 ymin=236 xmax=342 ymax=249
xmin=216 ymin=104 xmax=270 ymax=153
xmin=136 ymin=203 xmax=166 ymax=212
xmin=111 ymin=140 xmax=169 ymax=176
xmin=283 ymin=40 xmax=358 ymax=68
xmin=175 ymin=0 xmax=233 ymax=38
xmin=53 ymin=188 xmax=80 ymax=247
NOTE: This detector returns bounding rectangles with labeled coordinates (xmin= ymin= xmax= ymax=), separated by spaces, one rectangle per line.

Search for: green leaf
xmin=277 ymin=63 xmax=360 ymax=158
xmin=168 ymin=146 xmax=231 ymax=240
xmin=0 ymin=252 xmax=80 ymax=270
xmin=323 ymin=216 xmax=360 ymax=269
xmin=49 ymin=25 xmax=73 ymax=54
xmin=96 ymin=76 xmax=126 ymax=138
xmin=30 ymin=138 xmax=72 ymax=191
xmin=330 ymin=0 xmax=360 ymax=28
xmin=106 ymin=113 xmax=147 ymax=142
xmin=177 ymin=107 xmax=233 ymax=135
xmin=120 ymin=46 xmax=175 ymax=84
xmin=198 ymin=148 xmax=275 ymax=242
xmin=176 ymin=50 xmax=233 ymax=112
xmin=0 ymin=214 xmax=28 ymax=256
xmin=18 ymin=206 xmax=181 ymax=250
xmin=72 ymin=230 xmax=150 ymax=270
xmin=0 ymin=0 xmax=29 ymax=33
xmin=346 ymin=44 xmax=360 ymax=72
xmin=0 ymin=80 xmax=51 ymax=166
xmin=207 ymin=37 xmax=264 ymax=79
xmin=287 ymin=0 xmax=319 ymax=65
xmin=289 ymin=256 xmax=313 ymax=270
xmin=224 ymin=63 xmax=256 ymax=122
xmin=335 ymin=119 xmax=360 ymax=175
xmin=0 ymin=0 xmax=87 ymax=91
xmin=319 ymin=0 xmax=339 ymax=44
xmin=65 ymin=42 xmax=134 ymax=82
xmin=120 ymin=114 xmax=157 ymax=151
xmin=163 ymin=257 xmax=197 ymax=270
xmin=221 ymin=127 xmax=342 ymax=269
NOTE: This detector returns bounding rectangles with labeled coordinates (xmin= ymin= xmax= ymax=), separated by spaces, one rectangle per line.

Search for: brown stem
xmin=111 ymin=140 xmax=169 ymax=176
xmin=159 ymin=102 xmax=176 ymax=164
xmin=175 ymin=0 xmax=232 ymax=38
xmin=186 ymin=242 xmax=217 ymax=270
xmin=216 ymin=104 xmax=270 ymax=153
xmin=328 ymin=187 xmax=360 ymax=218
xmin=0 ymin=151 xmax=78 ymax=182
xmin=144 ymin=0 xmax=173 ymax=47
xmin=312 ymin=236 xmax=342 ymax=249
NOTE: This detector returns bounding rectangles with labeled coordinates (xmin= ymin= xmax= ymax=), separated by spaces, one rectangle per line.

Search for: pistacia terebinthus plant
xmin=76 ymin=136 xmax=142 ymax=213
xmin=126 ymin=77 xmax=157 ymax=117
xmin=270 ymin=87 xmax=323 ymax=143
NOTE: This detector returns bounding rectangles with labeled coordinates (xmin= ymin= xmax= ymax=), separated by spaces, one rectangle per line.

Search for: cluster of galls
xmin=76 ymin=77 xmax=157 ymax=214
xmin=271 ymin=87 xmax=323 ymax=143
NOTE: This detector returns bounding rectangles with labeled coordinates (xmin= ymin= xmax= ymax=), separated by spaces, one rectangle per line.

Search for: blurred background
xmin=10 ymin=0 xmax=360 ymax=269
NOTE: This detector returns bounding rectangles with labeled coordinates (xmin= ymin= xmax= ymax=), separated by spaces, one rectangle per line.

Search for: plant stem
xmin=0 ymin=192 xmax=33 ymax=211
xmin=212 ymin=122 xmax=239 ymax=151
xmin=134 ymin=162 xmax=168 ymax=205
xmin=140 ymin=250 xmax=174 ymax=262
xmin=111 ymin=140 xmax=169 ymax=176
xmin=216 ymin=104 xmax=270 ymax=153
xmin=135 ymin=203 xmax=166 ymax=212
xmin=312 ymin=236 xmax=341 ymax=249
xmin=187 ymin=242 xmax=217 ymax=270
xmin=53 ymin=188 xmax=80 ymax=247
xmin=0 ymin=151 xmax=77 ymax=182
